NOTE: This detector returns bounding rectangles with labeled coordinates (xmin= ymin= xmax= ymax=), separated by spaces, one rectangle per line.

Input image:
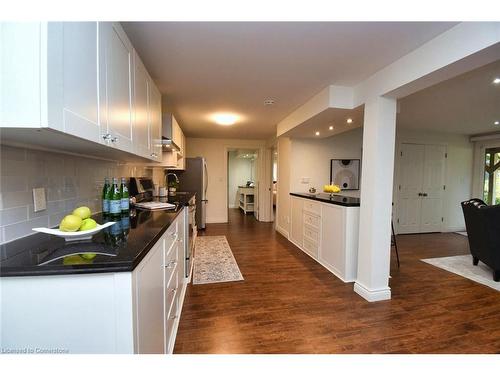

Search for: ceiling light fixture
xmin=346 ymin=118 xmax=353 ymax=124
xmin=493 ymin=77 xmax=500 ymax=84
xmin=212 ymin=113 xmax=239 ymax=126
xmin=329 ymin=126 xmax=334 ymax=130
xmin=264 ymin=99 xmax=275 ymax=106
xmin=494 ymin=121 xmax=499 ymax=126
xmin=315 ymin=131 xmax=320 ymax=136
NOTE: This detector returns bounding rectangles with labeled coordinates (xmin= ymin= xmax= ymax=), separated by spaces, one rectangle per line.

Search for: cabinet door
xmin=132 ymin=52 xmax=151 ymax=158
xmin=100 ymin=22 xmax=134 ymax=152
xmin=149 ymin=82 xmax=162 ymax=161
xmin=134 ymin=240 xmax=165 ymax=354
xmin=61 ymin=22 xmax=101 ymax=143
xmin=290 ymin=197 xmax=304 ymax=247
xmin=319 ymin=204 xmax=345 ymax=277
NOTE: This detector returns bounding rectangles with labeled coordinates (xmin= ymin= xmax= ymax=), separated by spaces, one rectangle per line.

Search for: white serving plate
xmin=32 ymin=221 xmax=116 ymax=242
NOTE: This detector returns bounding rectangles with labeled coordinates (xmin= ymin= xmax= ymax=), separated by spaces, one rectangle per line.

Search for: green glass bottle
xmin=109 ymin=177 xmax=122 ymax=216
xmin=120 ymin=177 xmax=130 ymax=213
xmin=102 ymin=177 xmax=110 ymax=214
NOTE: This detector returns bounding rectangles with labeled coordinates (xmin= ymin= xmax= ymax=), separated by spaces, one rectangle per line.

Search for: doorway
xmin=227 ymin=149 xmax=259 ymax=223
xmin=397 ymin=143 xmax=447 ymax=234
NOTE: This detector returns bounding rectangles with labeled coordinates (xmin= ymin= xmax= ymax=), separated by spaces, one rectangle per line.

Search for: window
xmin=483 ymin=147 xmax=500 ymax=205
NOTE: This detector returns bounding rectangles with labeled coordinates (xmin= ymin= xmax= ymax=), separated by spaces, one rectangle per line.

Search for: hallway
xmin=174 ymin=210 xmax=500 ymax=353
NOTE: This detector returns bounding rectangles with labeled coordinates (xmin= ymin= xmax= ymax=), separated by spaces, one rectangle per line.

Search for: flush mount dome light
xmin=493 ymin=77 xmax=500 ymax=84
xmin=495 ymin=120 xmax=499 ymax=126
xmin=346 ymin=118 xmax=353 ymax=124
xmin=264 ymin=99 xmax=275 ymax=106
xmin=315 ymin=131 xmax=320 ymax=136
xmin=212 ymin=113 xmax=239 ymax=126
xmin=329 ymin=126 xmax=334 ymax=130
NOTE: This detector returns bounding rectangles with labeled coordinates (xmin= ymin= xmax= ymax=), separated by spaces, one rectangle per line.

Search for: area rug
xmin=193 ymin=236 xmax=244 ymax=285
xmin=421 ymin=255 xmax=500 ymax=292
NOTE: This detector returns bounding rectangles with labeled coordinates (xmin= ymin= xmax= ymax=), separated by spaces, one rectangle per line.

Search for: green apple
xmin=72 ymin=206 xmax=91 ymax=220
xmin=79 ymin=218 xmax=97 ymax=231
xmin=80 ymin=253 xmax=97 ymax=260
xmin=59 ymin=214 xmax=82 ymax=232
xmin=62 ymin=255 xmax=92 ymax=265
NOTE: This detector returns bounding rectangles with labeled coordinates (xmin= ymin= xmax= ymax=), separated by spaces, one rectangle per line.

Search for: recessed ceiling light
xmin=315 ymin=131 xmax=320 ymax=136
xmin=493 ymin=77 xmax=500 ymax=84
xmin=346 ymin=118 xmax=353 ymax=124
xmin=212 ymin=113 xmax=239 ymax=126
xmin=264 ymin=99 xmax=275 ymax=106
xmin=329 ymin=126 xmax=334 ymax=130
xmin=494 ymin=120 xmax=499 ymax=126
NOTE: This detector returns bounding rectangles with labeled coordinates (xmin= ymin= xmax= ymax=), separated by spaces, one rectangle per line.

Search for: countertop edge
xmin=290 ymin=192 xmax=360 ymax=207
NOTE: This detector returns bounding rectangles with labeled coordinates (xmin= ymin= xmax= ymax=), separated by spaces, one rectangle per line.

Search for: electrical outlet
xmin=33 ymin=188 xmax=47 ymax=212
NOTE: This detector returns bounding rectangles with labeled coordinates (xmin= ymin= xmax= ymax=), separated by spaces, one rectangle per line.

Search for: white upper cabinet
xmin=149 ymin=82 xmax=163 ymax=161
xmin=132 ymin=50 xmax=151 ymax=158
xmin=0 ymin=22 xmax=162 ymax=162
xmin=61 ymin=22 xmax=101 ymax=143
xmin=99 ymin=22 xmax=134 ymax=153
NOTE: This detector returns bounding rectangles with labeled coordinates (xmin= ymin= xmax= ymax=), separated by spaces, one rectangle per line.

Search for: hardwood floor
xmin=174 ymin=209 xmax=500 ymax=354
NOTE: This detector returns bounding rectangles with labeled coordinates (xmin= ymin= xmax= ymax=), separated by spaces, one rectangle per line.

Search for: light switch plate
xmin=33 ymin=188 xmax=47 ymax=212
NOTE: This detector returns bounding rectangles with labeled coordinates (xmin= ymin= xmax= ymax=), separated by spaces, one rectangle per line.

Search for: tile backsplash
xmin=0 ymin=145 xmax=153 ymax=244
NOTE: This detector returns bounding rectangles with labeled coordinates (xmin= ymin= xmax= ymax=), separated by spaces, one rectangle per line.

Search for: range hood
xmin=161 ymin=113 xmax=181 ymax=152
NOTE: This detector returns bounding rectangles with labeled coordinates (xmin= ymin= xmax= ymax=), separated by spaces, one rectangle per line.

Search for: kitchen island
xmin=289 ymin=192 xmax=360 ymax=282
xmin=0 ymin=193 xmax=195 ymax=354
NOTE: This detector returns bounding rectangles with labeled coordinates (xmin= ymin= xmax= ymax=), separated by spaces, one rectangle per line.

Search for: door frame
xmin=394 ymin=141 xmax=448 ymax=234
xmin=223 ymin=146 xmax=269 ymax=223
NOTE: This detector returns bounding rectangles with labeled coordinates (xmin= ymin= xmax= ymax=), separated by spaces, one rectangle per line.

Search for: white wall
xmin=185 ymin=138 xmax=266 ymax=223
xmin=276 ymin=137 xmax=291 ymax=237
xmin=227 ymin=151 xmax=253 ymax=208
xmin=289 ymin=128 xmax=363 ymax=197
xmin=393 ymin=128 xmax=474 ymax=232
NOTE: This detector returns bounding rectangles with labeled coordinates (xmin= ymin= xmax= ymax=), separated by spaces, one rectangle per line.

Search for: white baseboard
xmin=442 ymin=226 xmax=466 ymax=233
xmin=276 ymin=225 xmax=289 ymax=239
xmin=354 ymin=281 xmax=391 ymax=302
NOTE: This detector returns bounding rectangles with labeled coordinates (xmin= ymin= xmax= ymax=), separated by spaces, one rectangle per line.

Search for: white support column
xmin=354 ymin=96 xmax=397 ymax=302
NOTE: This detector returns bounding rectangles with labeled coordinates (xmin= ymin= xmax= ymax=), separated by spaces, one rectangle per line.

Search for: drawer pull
xmin=170 ymin=287 xmax=177 ymax=293
xmin=165 ymin=260 xmax=177 ymax=268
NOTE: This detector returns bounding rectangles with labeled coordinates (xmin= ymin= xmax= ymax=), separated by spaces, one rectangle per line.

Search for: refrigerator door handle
xmin=203 ymin=161 xmax=208 ymax=198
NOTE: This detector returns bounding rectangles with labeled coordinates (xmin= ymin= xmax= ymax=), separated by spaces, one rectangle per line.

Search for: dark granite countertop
xmin=290 ymin=192 xmax=360 ymax=207
xmin=0 ymin=192 xmax=195 ymax=277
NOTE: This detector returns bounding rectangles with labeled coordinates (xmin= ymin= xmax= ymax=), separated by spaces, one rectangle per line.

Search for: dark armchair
xmin=461 ymin=198 xmax=500 ymax=282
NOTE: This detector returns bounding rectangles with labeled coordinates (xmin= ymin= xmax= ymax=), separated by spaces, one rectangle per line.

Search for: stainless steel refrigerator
xmin=177 ymin=157 xmax=208 ymax=229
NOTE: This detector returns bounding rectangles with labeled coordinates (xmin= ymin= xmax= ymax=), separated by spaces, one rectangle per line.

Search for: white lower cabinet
xmin=0 ymin=208 xmax=188 ymax=354
xmin=289 ymin=196 xmax=360 ymax=282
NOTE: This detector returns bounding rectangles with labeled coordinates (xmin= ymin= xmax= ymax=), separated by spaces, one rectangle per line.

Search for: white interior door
xmin=397 ymin=144 xmax=424 ymax=234
xmin=420 ymin=145 xmax=446 ymax=232
xmin=397 ymin=143 xmax=446 ymax=234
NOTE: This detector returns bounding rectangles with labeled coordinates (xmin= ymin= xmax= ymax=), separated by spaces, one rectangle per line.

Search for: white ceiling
xmin=122 ymin=22 xmax=457 ymax=139
xmin=397 ymin=59 xmax=500 ymax=135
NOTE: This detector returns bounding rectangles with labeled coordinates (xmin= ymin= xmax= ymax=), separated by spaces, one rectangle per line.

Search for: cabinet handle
xmin=418 ymin=193 xmax=423 ymax=196
xmin=102 ymin=133 xmax=112 ymax=143
xmin=423 ymin=193 xmax=428 ymax=197
xmin=169 ymin=315 xmax=178 ymax=320
xmin=170 ymin=287 xmax=177 ymax=293
xmin=165 ymin=260 xmax=177 ymax=268
xmin=111 ymin=136 xmax=119 ymax=143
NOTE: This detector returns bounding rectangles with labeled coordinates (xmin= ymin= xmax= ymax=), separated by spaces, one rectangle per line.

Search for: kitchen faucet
xmin=166 ymin=172 xmax=180 ymax=185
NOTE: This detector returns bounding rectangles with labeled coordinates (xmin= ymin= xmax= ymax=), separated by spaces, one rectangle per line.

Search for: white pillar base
xmin=354 ymin=281 xmax=391 ymax=302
